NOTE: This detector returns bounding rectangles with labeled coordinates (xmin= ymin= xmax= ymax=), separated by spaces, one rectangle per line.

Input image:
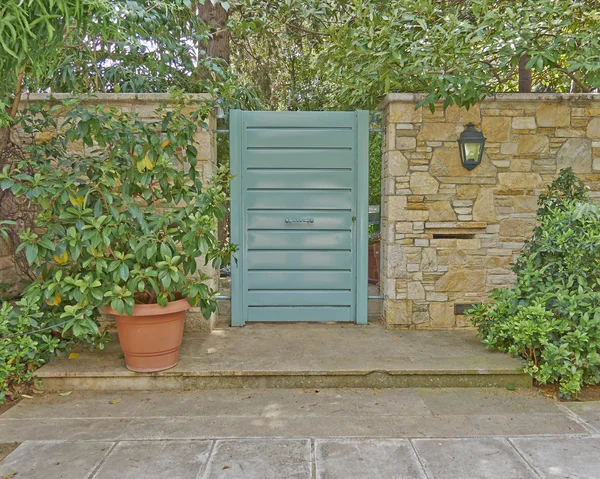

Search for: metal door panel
xmin=246 ymin=128 xmax=353 ymax=149
xmin=246 ymin=190 xmax=353 ymax=210
xmin=247 ymin=291 xmax=353 ymax=306
xmin=246 ymin=211 xmax=353 ymax=230
xmin=243 ymin=111 xmax=355 ymax=128
xmin=244 ymin=149 xmax=353 ymax=168
xmin=245 ymin=170 xmax=354 ymax=190
xmin=247 ymin=307 xmax=352 ymax=322
xmin=230 ymin=110 xmax=368 ymax=325
xmin=247 ymin=230 xmax=351 ymax=250
xmin=246 ymin=251 xmax=353 ymax=270
xmin=247 ymin=271 xmax=352 ymax=291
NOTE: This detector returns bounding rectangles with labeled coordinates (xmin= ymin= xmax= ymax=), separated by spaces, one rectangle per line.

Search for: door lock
xmin=352 ymin=216 xmax=356 ymax=222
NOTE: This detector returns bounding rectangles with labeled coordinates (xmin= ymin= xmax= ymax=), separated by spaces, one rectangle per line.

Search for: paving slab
xmin=0 ymin=389 xmax=431 ymax=420
xmin=563 ymin=401 xmax=600 ymax=434
xmin=0 ymin=440 xmax=113 ymax=479
xmin=35 ymin=324 xmax=530 ymax=390
xmin=0 ymin=389 xmax=586 ymax=442
xmin=0 ymin=389 xmax=587 ymax=441
xmin=511 ymin=437 xmax=600 ymax=479
xmin=390 ymin=413 xmax=586 ymax=438
xmin=202 ymin=439 xmax=311 ymax=479
xmin=418 ymin=388 xmax=561 ymax=415
xmin=93 ymin=440 xmax=212 ymax=479
xmin=413 ymin=438 xmax=538 ymax=479
xmin=315 ymin=439 xmax=426 ymax=479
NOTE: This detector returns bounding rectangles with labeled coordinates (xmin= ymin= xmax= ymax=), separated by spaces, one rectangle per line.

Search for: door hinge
xmin=352 ymin=216 xmax=356 ymax=222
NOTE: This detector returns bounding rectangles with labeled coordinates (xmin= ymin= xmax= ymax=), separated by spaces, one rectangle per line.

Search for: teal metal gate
xmin=229 ymin=110 xmax=368 ymax=326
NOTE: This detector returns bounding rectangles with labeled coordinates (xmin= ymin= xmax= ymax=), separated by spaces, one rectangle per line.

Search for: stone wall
xmin=1 ymin=93 xmax=219 ymax=330
xmin=379 ymin=93 xmax=600 ymax=329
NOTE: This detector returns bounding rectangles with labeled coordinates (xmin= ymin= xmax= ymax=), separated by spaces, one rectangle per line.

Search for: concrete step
xmin=35 ymin=323 xmax=531 ymax=391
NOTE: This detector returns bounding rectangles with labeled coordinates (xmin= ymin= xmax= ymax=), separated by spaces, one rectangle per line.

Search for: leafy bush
xmin=0 ymin=298 xmax=65 ymax=403
xmin=0 ymin=95 xmax=231 ymax=401
xmin=468 ymin=168 xmax=600 ymax=397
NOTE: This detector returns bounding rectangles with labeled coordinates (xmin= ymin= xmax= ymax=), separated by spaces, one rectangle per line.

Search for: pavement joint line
xmin=196 ymin=440 xmax=218 ymax=479
xmin=556 ymin=403 xmax=600 ymax=436
xmin=0 ymin=412 xmax=575 ymax=421
xmin=407 ymin=439 xmax=432 ymax=479
xmin=505 ymin=438 xmax=544 ymax=479
xmin=195 ymin=439 xmax=216 ymax=479
xmin=310 ymin=438 xmax=316 ymax=479
xmin=86 ymin=441 xmax=118 ymax=479
xmin=6 ymin=432 xmax=595 ymax=443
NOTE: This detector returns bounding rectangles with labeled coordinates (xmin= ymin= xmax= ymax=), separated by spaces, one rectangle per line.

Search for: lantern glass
xmin=464 ymin=142 xmax=482 ymax=162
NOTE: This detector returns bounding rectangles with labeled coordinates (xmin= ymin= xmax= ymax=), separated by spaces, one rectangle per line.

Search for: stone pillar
xmin=379 ymin=93 xmax=600 ymax=329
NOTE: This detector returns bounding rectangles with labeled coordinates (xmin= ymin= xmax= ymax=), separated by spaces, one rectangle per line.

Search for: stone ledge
xmin=378 ymin=92 xmax=600 ymax=110
xmin=425 ymin=222 xmax=487 ymax=229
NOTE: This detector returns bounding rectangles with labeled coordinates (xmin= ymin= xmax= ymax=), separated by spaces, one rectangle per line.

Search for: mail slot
xmin=285 ymin=218 xmax=314 ymax=224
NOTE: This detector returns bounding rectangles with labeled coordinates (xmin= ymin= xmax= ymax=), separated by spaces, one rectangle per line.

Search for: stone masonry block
xmin=512 ymin=117 xmax=536 ymax=130
xmin=388 ymin=150 xmax=409 ymax=176
xmin=557 ymin=138 xmax=592 ymax=173
xmin=396 ymin=137 xmax=417 ymax=150
xmin=384 ymin=299 xmax=413 ymax=327
xmin=536 ymin=103 xmax=571 ymax=127
xmin=430 ymin=302 xmax=456 ymax=328
xmin=444 ymin=105 xmax=481 ymax=124
xmin=428 ymin=201 xmax=457 ymax=221
xmin=389 ymin=103 xmax=422 ymax=123
xmin=555 ymin=128 xmax=584 ymax=138
xmin=417 ymin=123 xmax=458 ymax=142
xmin=518 ymin=135 xmax=549 ymax=154
xmin=386 ymin=244 xmax=407 ymax=278
xmin=482 ymin=117 xmax=511 ymax=142
xmin=472 ymin=188 xmax=497 ymax=223
xmin=587 ymin=117 xmax=600 ymax=138
xmin=410 ymin=172 xmax=439 ymax=195
xmin=498 ymin=173 xmax=543 ymax=190
xmin=435 ymin=270 xmax=486 ymax=292
xmin=407 ymin=281 xmax=426 ymax=300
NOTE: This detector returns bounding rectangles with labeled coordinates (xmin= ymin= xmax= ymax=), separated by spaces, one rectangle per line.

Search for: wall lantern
xmin=457 ymin=123 xmax=486 ymax=171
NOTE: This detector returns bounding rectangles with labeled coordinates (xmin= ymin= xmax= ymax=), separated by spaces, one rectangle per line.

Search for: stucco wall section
xmin=1 ymin=93 xmax=218 ymax=330
xmin=379 ymin=93 xmax=600 ymax=329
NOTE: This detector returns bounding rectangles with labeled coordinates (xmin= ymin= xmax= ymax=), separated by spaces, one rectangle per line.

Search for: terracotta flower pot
xmin=107 ymin=297 xmax=190 ymax=373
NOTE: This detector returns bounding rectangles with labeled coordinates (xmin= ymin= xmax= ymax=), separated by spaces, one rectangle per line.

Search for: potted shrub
xmin=1 ymin=97 xmax=233 ymax=372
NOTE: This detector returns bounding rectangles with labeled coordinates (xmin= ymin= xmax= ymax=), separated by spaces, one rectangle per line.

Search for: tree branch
xmin=9 ymin=68 xmax=26 ymax=118
xmin=558 ymin=68 xmax=590 ymax=93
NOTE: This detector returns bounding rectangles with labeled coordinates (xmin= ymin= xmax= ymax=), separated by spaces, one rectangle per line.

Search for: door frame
xmin=229 ymin=109 xmax=369 ymax=326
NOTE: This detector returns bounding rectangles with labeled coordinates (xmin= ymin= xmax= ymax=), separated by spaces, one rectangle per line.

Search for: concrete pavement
xmin=1 ymin=388 xmax=599 ymax=478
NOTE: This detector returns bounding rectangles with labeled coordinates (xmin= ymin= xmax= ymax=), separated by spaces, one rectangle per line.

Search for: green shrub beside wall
xmin=469 ymin=169 xmax=600 ymax=397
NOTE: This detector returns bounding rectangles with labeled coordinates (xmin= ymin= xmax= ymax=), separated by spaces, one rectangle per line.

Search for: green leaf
xmin=25 ymin=244 xmax=39 ymax=263
xmin=111 ymin=298 xmax=125 ymax=314
xmin=119 ymin=263 xmax=130 ymax=281
xmin=146 ymin=243 xmax=157 ymax=259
